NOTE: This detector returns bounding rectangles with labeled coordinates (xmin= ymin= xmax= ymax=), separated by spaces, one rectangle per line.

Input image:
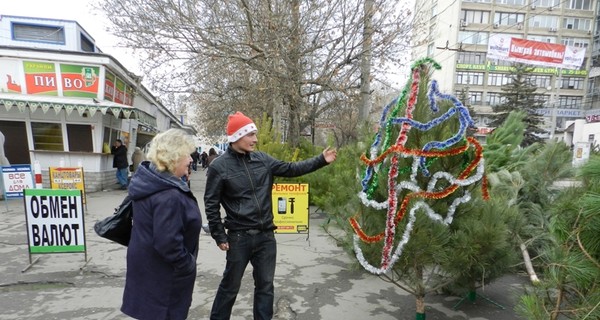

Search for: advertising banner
xmin=114 ymin=77 xmax=125 ymax=104
xmin=23 ymin=61 xmax=58 ymax=95
xmin=104 ymin=71 xmax=115 ymax=101
xmin=1 ymin=164 xmax=34 ymax=198
xmin=60 ymin=64 xmax=100 ymax=98
xmin=487 ymin=34 xmax=585 ymax=69
xmin=124 ymin=85 xmax=135 ymax=106
xmin=271 ymin=183 xmax=309 ymax=234
xmin=0 ymin=58 xmax=24 ymax=93
xmin=23 ymin=189 xmax=85 ymax=253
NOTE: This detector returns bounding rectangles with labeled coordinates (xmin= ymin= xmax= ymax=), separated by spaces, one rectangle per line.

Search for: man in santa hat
xmin=204 ymin=111 xmax=336 ymax=320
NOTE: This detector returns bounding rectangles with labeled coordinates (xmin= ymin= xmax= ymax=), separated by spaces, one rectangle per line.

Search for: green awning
xmin=0 ymin=93 xmax=157 ymax=127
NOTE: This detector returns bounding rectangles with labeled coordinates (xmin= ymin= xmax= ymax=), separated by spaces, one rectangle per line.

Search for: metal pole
xmin=551 ymin=68 xmax=562 ymax=140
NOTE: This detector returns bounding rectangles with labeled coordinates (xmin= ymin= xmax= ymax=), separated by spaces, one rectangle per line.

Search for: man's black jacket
xmin=204 ymin=146 xmax=328 ymax=245
xmin=111 ymin=145 xmax=128 ymax=169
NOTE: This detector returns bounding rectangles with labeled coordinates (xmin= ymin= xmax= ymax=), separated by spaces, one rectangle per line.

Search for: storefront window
xmin=31 ymin=122 xmax=63 ymax=151
xmin=102 ymin=127 xmax=121 ymax=153
xmin=67 ymin=124 xmax=93 ymax=152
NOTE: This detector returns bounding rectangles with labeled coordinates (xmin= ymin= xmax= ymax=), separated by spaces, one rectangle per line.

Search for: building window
xmin=102 ymin=127 xmax=122 ymax=153
xmin=31 ymin=122 xmax=64 ymax=151
xmin=491 ymin=59 xmax=514 ymax=66
xmin=536 ymin=95 xmax=551 ymax=105
xmin=558 ymin=77 xmax=584 ymax=90
xmin=486 ymin=92 xmax=506 ymax=106
xmin=457 ymin=52 xmax=487 ymax=64
xmin=563 ymin=18 xmax=592 ymax=31
xmin=12 ymin=22 xmax=66 ymax=44
xmin=561 ymin=37 xmax=589 ymax=48
xmin=462 ymin=0 xmax=492 ymax=3
xmin=458 ymin=31 xmax=489 ymax=45
xmin=0 ymin=120 xmax=29 ymax=164
xmin=527 ymin=35 xmax=557 ymax=43
xmin=460 ymin=10 xmax=490 ymax=24
xmin=569 ymin=0 xmax=591 ymax=10
xmin=494 ymin=12 xmax=525 ymax=26
xmin=427 ymin=43 xmax=435 ymax=57
xmin=456 ymin=91 xmax=483 ymax=105
xmin=532 ymin=0 xmax=560 ymax=7
xmin=558 ymin=95 xmax=583 ymax=109
xmin=488 ymin=73 xmax=512 ymax=86
xmin=528 ymin=15 xmax=559 ymax=29
xmin=528 ymin=75 xmax=552 ymax=88
xmin=80 ymin=34 xmax=95 ymax=52
xmin=67 ymin=124 xmax=93 ymax=152
xmin=496 ymin=0 xmax=526 ymax=5
xmin=456 ymin=72 xmax=484 ymax=85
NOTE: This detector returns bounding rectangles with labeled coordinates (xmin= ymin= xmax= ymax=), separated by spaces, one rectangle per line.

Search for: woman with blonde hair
xmin=121 ymin=128 xmax=202 ymax=320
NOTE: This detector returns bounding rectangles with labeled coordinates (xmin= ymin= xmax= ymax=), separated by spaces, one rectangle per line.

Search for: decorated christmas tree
xmin=350 ymin=58 xmax=490 ymax=318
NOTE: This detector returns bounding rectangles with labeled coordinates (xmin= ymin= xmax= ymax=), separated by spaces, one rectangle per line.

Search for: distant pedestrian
xmin=204 ymin=112 xmax=337 ymax=320
xmin=200 ymin=151 xmax=208 ymax=169
xmin=121 ymin=128 xmax=202 ymax=320
xmin=111 ymin=139 xmax=128 ymax=190
xmin=191 ymin=149 xmax=200 ymax=171
xmin=0 ymin=130 xmax=10 ymax=166
xmin=206 ymin=148 xmax=218 ymax=167
xmin=131 ymin=147 xmax=145 ymax=173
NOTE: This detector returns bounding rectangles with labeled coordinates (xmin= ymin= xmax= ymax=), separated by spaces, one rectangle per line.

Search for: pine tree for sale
xmin=350 ymin=58 xmax=489 ymax=318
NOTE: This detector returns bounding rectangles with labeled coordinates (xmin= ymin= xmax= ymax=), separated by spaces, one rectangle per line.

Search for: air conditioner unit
xmin=493 ymin=23 xmax=499 ymax=29
xmin=549 ymin=6 xmax=554 ymax=11
xmin=588 ymin=29 xmax=593 ymax=35
xmin=531 ymin=5 xmax=536 ymax=10
xmin=461 ymin=20 xmax=468 ymax=27
xmin=549 ymin=27 xmax=557 ymax=32
xmin=517 ymin=23 xmax=523 ymax=30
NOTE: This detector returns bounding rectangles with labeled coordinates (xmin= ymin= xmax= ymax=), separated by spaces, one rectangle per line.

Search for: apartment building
xmin=0 ymin=15 xmax=196 ymax=192
xmin=412 ymin=0 xmax=595 ymax=141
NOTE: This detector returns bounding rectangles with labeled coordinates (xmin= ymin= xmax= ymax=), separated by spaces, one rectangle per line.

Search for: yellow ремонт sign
xmin=271 ymin=183 xmax=309 ymax=234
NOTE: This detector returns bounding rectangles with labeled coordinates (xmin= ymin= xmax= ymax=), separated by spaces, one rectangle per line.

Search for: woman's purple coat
xmin=121 ymin=161 xmax=202 ymax=320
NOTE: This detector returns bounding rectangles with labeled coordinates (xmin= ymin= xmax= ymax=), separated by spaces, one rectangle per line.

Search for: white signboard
xmin=1 ymin=164 xmax=34 ymax=198
xmin=24 ymin=189 xmax=86 ymax=254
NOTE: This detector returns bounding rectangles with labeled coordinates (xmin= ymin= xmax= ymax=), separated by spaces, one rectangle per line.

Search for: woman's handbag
xmin=94 ymin=195 xmax=133 ymax=246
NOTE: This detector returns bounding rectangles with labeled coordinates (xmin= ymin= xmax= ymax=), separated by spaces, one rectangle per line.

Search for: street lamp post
xmin=549 ymin=68 xmax=562 ymax=140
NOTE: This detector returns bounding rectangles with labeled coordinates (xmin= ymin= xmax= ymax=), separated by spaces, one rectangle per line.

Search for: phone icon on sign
xmin=278 ymin=197 xmax=287 ymax=214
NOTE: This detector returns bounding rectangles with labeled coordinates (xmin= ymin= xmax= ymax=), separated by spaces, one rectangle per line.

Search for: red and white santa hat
xmin=227 ymin=112 xmax=257 ymax=142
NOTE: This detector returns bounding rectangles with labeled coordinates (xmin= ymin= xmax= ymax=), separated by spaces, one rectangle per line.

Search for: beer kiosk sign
xmin=23 ymin=189 xmax=88 ymax=271
xmin=271 ymin=183 xmax=310 ymax=234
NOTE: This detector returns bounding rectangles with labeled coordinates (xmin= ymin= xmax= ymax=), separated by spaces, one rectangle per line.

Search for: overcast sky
xmin=1 ymin=0 xmax=141 ymax=73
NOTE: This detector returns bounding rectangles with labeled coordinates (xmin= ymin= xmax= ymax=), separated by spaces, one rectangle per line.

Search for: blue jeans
xmin=116 ymin=167 xmax=129 ymax=187
xmin=210 ymin=230 xmax=277 ymax=320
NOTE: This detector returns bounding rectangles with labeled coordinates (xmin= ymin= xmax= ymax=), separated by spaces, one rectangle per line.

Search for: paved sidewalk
xmin=0 ymin=170 xmax=527 ymax=319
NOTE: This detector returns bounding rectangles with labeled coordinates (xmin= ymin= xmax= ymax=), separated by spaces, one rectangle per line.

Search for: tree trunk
xmin=520 ymin=242 xmax=540 ymax=284
xmin=415 ymin=265 xmax=426 ymax=319
xmin=286 ymin=0 xmax=302 ymax=147
xmin=358 ymin=0 xmax=374 ymax=123
xmin=416 ymin=295 xmax=426 ymax=319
